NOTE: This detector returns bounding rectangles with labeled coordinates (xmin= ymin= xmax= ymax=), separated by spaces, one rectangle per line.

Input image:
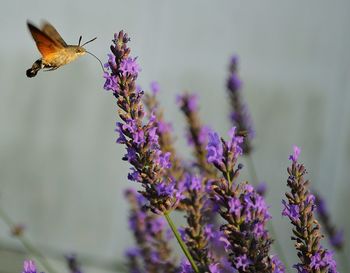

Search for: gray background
xmin=0 ymin=0 xmax=349 ymax=272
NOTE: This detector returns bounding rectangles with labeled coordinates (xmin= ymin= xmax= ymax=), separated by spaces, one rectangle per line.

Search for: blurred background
xmin=0 ymin=0 xmax=349 ymax=272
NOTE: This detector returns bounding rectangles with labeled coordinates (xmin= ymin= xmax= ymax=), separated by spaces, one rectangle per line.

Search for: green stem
xmin=245 ymin=155 xmax=291 ymax=272
xmin=0 ymin=207 xmax=58 ymax=273
xmin=164 ymin=212 xmax=199 ymax=273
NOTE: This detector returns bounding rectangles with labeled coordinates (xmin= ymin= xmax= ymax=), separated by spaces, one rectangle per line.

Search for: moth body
xmin=26 ymin=21 xmax=88 ymax=78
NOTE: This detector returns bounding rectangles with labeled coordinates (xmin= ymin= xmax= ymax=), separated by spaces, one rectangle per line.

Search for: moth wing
xmin=41 ymin=21 xmax=67 ymax=47
xmin=27 ymin=22 xmax=63 ymax=57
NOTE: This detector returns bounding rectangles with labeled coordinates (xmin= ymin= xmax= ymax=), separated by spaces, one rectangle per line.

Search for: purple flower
xmin=155 ymin=180 xmax=176 ymax=197
xmin=230 ymin=55 xmax=239 ymax=68
xmin=127 ymin=168 xmax=142 ymax=182
xmin=208 ymin=263 xmax=221 ymax=273
xmin=178 ymin=92 xmax=215 ymax=174
xmin=150 ymin=81 xmax=160 ymax=95
xmin=309 ymin=249 xmax=337 ymax=272
xmin=22 ymin=260 xmax=38 ymax=273
xmin=310 ymin=251 xmax=323 ymax=269
xmin=330 ymin=230 xmax=344 ymax=249
xmin=154 ymin=151 xmax=171 ymax=169
xmin=228 ymin=197 xmax=241 ymax=218
xmin=281 ymin=199 xmax=300 ymax=222
xmin=289 ymin=145 xmax=301 ymax=162
xmin=227 ymin=127 xmax=243 ymax=156
xmin=104 ymin=53 xmax=116 ymax=68
xmin=235 ymin=254 xmax=251 ymax=271
xmin=211 ymin=179 xmax=276 ymax=270
xmin=293 ymin=264 xmax=308 ymax=273
xmin=226 ymin=55 xmax=254 ymax=154
xmin=283 ymin=147 xmax=338 ymax=272
xmin=103 ymin=72 xmax=118 ymax=92
xmin=125 ymin=247 xmax=140 ymax=259
xmin=198 ymin=126 xmax=210 ymax=145
xmin=206 ymin=132 xmax=223 ymax=164
xmin=315 ymin=193 xmax=344 ymax=250
xmin=186 ymin=125 xmax=210 ymax=147
xmin=182 ymin=174 xmax=202 ymax=192
xmin=65 ymin=254 xmax=82 ymax=273
xmin=124 ymin=189 xmax=178 ymax=272
xmin=323 ymin=251 xmax=338 ymax=272
xmin=120 ymin=57 xmax=141 ymax=76
xmin=104 ymin=31 xmax=180 ymax=213
xmin=271 ymin=255 xmax=286 ymax=273
xmin=256 ymin=181 xmax=267 ymax=196
xmin=180 ymin=260 xmax=194 ymax=273
xmin=177 ymin=94 xmax=198 ymax=112
xmin=227 ymin=73 xmax=242 ymax=91
xmin=206 ymin=127 xmax=243 ymax=177
xmin=243 ymin=184 xmax=271 ymax=222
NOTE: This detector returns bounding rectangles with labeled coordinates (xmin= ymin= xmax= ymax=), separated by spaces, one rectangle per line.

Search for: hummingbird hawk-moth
xmin=26 ymin=21 xmax=99 ymax=78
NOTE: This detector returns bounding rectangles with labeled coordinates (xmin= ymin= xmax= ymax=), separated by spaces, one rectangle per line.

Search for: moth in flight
xmin=26 ymin=21 xmax=102 ymax=78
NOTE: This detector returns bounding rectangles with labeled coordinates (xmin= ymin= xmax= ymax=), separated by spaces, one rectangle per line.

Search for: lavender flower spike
xmin=103 ymin=31 xmax=182 ymax=214
xmin=282 ymin=146 xmax=338 ymax=272
xmin=178 ymin=174 xmax=215 ymax=272
xmin=65 ymin=254 xmax=82 ymax=273
xmin=207 ymin=128 xmax=284 ymax=272
xmin=206 ymin=127 xmax=243 ymax=183
xmin=177 ymin=93 xmax=215 ymax=176
xmin=227 ymin=55 xmax=254 ymax=155
xmin=143 ymin=82 xmax=184 ymax=181
xmin=124 ymin=188 xmax=178 ymax=273
xmin=315 ymin=192 xmax=344 ymax=250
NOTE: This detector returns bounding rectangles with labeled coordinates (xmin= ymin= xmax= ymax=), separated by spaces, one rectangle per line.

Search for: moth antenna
xmin=82 ymin=37 xmax=97 ymax=47
xmin=86 ymin=51 xmax=106 ymax=73
xmin=78 ymin=36 xmax=82 ymax=46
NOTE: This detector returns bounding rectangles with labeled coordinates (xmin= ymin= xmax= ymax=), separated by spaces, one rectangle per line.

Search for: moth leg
xmin=43 ymin=66 xmax=58 ymax=71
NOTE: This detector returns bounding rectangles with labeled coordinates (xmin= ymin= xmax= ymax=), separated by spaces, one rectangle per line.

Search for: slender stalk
xmin=245 ymin=155 xmax=291 ymax=272
xmin=0 ymin=207 xmax=58 ymax=273
xmin=164 ymin=212 xmax=199 ymax=273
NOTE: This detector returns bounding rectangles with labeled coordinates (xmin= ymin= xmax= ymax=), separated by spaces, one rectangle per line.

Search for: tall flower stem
xmin=245 ymin=155 xmax=290 ymax=271
xmin=164 ymin=212 xmax=199 ymax=273
xmin=0 ymin=207 xmax=58 ymax=273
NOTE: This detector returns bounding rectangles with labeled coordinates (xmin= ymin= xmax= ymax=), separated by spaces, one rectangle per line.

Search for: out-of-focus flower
xmin=22 ymin=260 xmax=39 ymax=273
xmin=226 ymin=55 xmax=254 ymax=155
xmin=150 ymin=81 xmax=160 ymax=95
xmin=143 ymin=82 xmax=184 ymax=182
xmin=177 ymin=93 xmax=215 ymax=176
xmin=124 ymin=189 xmax=178 ymax=273
xmin=256 ymin=181 xmax=267 ymax=196
xmin=65 ymin=254 xmax=82 ymax=273
xmin=206 ymin=127 xmax=243 ymax=182
xmin=178 ymin=174 xmax=215 ymax=271
xmin=315 ymin=193 xmax=344 ymax=250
